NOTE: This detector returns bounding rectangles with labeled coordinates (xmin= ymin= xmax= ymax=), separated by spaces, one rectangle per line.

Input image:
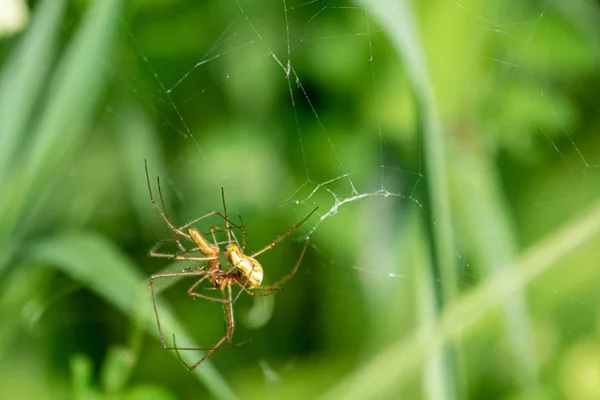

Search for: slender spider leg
xmin=250 ymin=207 xmax=318 ymax=258
xmin=151 ymin=223 xmax=245 ymax=264
xmin=218 ymin=187 xmax=248 ymax=252
xmin=236 ymin=215 xmax=247 ymax=252
xmin=146 ymin=160 xmax=192 ymax=239
xmin=149 ymin=270 xmax=210 ymax=348
xmin=224 ymin=285 xmax=235 ymax=342
xmin=233 ymin=281 xmax=282 ymax=302
xmin=174 ymin=286 xmax=236 ymax=371
xmin=171 ymin=334 xmax=250 ymax=351
xmin=149 ymin=238 xmax=218 ymax=261
xmin=172 ymin=254 xmax=223 ymax=261
xmin=186 ymin=273 xmax=235 ymax=304
xmin=158 ymin=225 xmax=234 ymax=262
xmin=151 ymin=271 xmax=246 ymax=366
xmin=149 ymin=236 xmax=245 ymax=260
xmin=220 ymin=187 xmax=233 ymax=245
xmin=223 ymin=208 xmax=317 ymax=303
xmin=154 ymin=179 xmax=211 ymax=309
xmin=145 ymin=160 xmax=240 ymax=240
xmin=230 ymin=273 xmax=255 ymax=303
xmin=149 ymin=238 xmax=180 ymax=259
xmin=168 ymin=186 xmax=243 ymax=235
xmin=247 ymin=237 xmax=310 ymax=295
xmin=228 ymin=237 xmax=310 ymax=303
xmin=156 ymin=175 xmax=203 ymax=272
xmin=207 ymin=224 xmax=247 ymax=251
xmin=240 ymin=286 xmax=283 ymax=299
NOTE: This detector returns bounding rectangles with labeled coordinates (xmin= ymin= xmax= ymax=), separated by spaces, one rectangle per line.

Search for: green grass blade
xmin=450 ymin=146 xmax=539 ymax=385
xmin=25 ymin=233 xmax=238 ymax=400
xmin=100 ymin=346 xmax=138 ymax=394
xmin=358 ymin=0 xmax=459 ymax=397
xmin=360 ymin=0 xmax=456 ymax=312
xmin=322 ymin=198 xmax=600 ymax=400
xmin=70 ymin=354 xmax=101 ymax=400
xmin=112 ymin=103 xmax=169 ymax=232
xmin=0 ymin=0 xmax=121 ymax=273
xmin=21 ymin=0 xmax=120 ymax=206
xmin=0 ymin=0 xmax=66 ymax=187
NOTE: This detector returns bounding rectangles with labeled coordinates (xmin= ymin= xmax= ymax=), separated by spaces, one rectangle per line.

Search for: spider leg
xmin=156 ymin=175 xmax=204 ymax=272
xmin=230 ymin=273 xmax=282 ymax=303
xmin=145 ymin=160 xmax=193 ymax=239
xmin=170 ymin=335 xmax=250 ymax=351
xmin=242 ymin=286 xmax=284 ymax=298
xmin=248 ymin=237 xmax=310 ymax=294
xmin=218 ymin=188 xmax=245 ymax=250
xmin=174 ymin=254 xmax=221 ymax=261
xmin=151 ymin=220 xmax=244 ymax=263
xmin=146 ymin=160 xmax=239 ymax=239
xmin=149 ymin=270 xmax=210 ymax=349
xmin=148 ymin=238 xmax=211 ymax=259
xmin=220 ymin=187 xmax=233 ymax=245
xmin=232 ymin=276 xmax=253 ymax=303
xmin=189 ymin=290 xmax=236 ymax=303
xmin=239 ymin=216 xmax=247 ymax=252
xmin=161 ymin=226 xmax=237 ymax=303
xmin=174 ymin=334 xmax=227 ymax=371
xmin=174 ymin=286 xmax=236 ymax=371
xmin=186 ymin=272 xmax=235 ymax=304
xmin=208 ymin=224 xmax=243 ymax=252
xmin=167 ymin=335 xmax=252 ymax=350
xmin=153 ymin=225 xmax=237 ymax=262
xmin=174 ymin=195 xmax=243 ymax=237
xmin=150 ymin=240 xmax=217 ymax=262
xmin=177 ymin=210 xmax=244 ymax=233
xmin=224 ymin=285 xmax=235 ymax=342
xmin=230 ymin=238 xmax=308 ymax=301
xmin=249 ymin=207 xmax=317 ymax=258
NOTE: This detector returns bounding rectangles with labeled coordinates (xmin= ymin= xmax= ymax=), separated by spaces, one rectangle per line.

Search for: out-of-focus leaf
xmin=0 ymin=0 xmax=65 ymax=188
xmin=358 ymin=0 xmax=459 ymax=398
xmin=0 ymin=0 xmax=121 ymax=273
xmin=113 ymin=103 xmax=168 ymax=233
xmin=71 ymin=354 xmax=102 ymax=400
xmin=123 ymin=385 xmax=179 ymax=400
xmin=323 ymin=198 xmax=600 ymax=400
xmin=25 ymin=233 xmax=237 ymax=400
xmin=100 ymin=346 xmax=136 ymax=394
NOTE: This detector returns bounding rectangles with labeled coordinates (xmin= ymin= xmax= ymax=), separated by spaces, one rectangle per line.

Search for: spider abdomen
xmin=224 ymin=243 xmax=263 ymax=287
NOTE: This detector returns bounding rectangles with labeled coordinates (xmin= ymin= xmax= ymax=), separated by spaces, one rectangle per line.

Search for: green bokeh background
xmin=1 ymin=0 xmax=599 ymax=399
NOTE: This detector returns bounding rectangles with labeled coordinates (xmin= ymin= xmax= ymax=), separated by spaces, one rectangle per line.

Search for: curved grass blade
xmin=0 ymin=0 xmax=121 ymax=274
xmin=25 ymin=233 xmax=238 ymax=400
xmin=0 ymin=0 xmax=66 ymax=188
xmin=323 ymin=198 xmax=600 ymax=400
xmin=357 ymin=0 xmax=459 ymax=397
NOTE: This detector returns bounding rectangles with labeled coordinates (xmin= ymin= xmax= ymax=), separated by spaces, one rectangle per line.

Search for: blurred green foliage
xmin=1 ymin=0 xmax=599 ymax=399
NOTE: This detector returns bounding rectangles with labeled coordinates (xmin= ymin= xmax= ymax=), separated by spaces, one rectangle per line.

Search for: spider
xmin=145 ymin=161 xmax=318 ymax=370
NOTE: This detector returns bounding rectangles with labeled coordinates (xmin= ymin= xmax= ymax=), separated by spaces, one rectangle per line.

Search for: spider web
xmin=125 ymin=0 xmax=600 ymax=396
xmin=133 ymin=0 xmax=425 ymax=267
